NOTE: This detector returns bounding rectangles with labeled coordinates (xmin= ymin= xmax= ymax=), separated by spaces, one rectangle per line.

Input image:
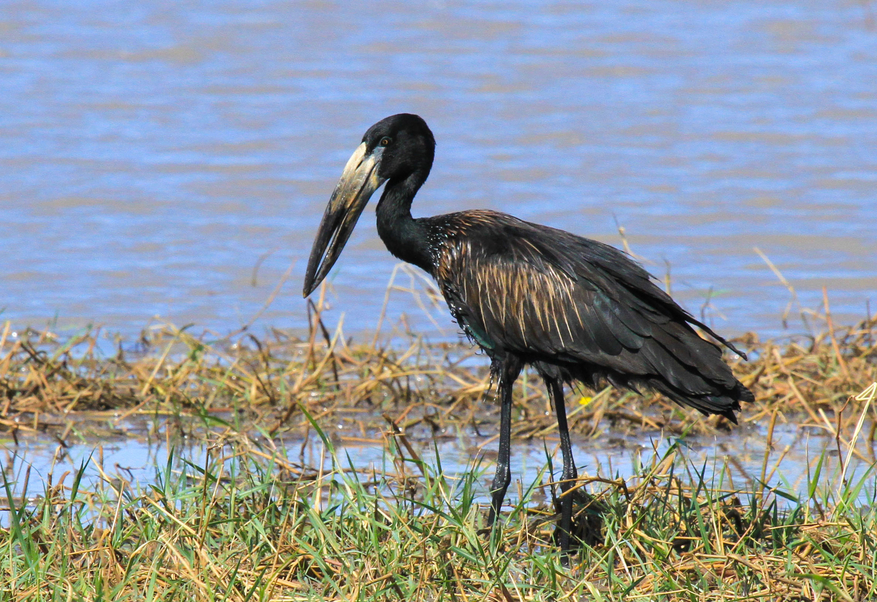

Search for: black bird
xmin=303 ymin=114 xmax=753 ymax=560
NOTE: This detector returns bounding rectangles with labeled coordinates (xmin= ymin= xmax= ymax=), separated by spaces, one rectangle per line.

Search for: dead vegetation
xmin=0 ymin=291 xmax=874 ymax=449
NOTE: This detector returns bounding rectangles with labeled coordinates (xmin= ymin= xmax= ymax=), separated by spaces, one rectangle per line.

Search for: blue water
xmin=3 ymin=417 xmax=874 ymax=510
xmin=1 ymin=0 xmax=876 ymax=343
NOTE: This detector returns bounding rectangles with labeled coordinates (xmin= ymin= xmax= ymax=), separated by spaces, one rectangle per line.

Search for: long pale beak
xmin=303 ymin=143 xmax=385 ymax=297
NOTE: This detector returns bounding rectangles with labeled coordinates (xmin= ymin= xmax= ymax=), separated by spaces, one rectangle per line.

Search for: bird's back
xmin=421 ymin=210 xmax=753 ymax=421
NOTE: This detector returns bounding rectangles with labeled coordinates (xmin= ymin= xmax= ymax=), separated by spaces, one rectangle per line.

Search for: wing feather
xmin=428 ymin=210 xmax=750 ymax=417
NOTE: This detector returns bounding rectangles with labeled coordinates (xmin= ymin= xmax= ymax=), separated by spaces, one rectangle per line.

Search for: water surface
xmin=4 ymin=417 xmax=874 ymax=509
xmin=1 ymin=0 xmax=876 ymax=342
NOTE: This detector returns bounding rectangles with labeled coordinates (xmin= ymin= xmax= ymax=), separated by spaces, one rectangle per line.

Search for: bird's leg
xmin=487 ymin=357 xmax=522 ymax=528
xmin=547 ymin=376 xmax=577 ymax=563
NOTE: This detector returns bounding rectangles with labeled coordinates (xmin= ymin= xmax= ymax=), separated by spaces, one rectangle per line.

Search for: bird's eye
xmin=379 ymin=137 xmax=392 ymax=147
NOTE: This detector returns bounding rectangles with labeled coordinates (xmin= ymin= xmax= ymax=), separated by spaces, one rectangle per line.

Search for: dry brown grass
xmin=0 ymin=294 xmax=874 ymax=447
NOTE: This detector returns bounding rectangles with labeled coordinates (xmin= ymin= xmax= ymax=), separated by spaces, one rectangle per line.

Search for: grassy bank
xmin=1 ymin=419 xmax=875 ymax=600
xmin=0 ymin=310 xmax=875 ymax=600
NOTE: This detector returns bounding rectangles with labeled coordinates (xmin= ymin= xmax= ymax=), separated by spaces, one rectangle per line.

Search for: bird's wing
xmin=434 ymin=213 xmax=740 ymax=397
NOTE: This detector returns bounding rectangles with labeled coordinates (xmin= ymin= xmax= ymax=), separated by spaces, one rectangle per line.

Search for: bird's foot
xmin=552 ymin=488 xmax=606 ymax=554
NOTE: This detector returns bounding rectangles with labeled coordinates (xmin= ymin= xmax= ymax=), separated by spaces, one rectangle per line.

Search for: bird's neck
xmin=375 ymin=175 xmax=433 ymax=272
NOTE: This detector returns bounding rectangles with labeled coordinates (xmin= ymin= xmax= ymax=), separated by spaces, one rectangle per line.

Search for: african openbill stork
xmin=303 ymin=113 xmax=753 ymax=560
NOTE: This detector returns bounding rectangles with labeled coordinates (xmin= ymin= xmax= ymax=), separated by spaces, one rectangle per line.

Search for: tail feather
xmin=566 ymin=362 xmax=753 ymax=423
xmin=646 ymin=377 xmax=751 ymax=424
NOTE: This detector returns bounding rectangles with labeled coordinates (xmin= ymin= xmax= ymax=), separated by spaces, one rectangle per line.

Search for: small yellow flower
xmin=579 ymin=396 xmax=593 ymax=407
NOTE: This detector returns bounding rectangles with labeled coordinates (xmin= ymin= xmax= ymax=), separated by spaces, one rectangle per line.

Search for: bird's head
xmin=303 ymin=114 xmax=435 ymax=297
